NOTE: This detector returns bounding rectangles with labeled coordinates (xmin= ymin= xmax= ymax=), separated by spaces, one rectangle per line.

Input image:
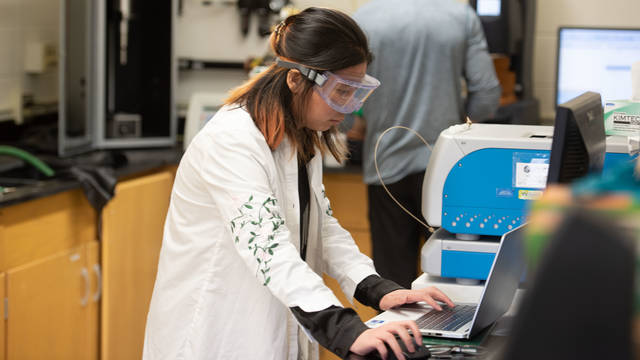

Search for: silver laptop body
xmin=366 ymin=224 xmax=525 ymax=339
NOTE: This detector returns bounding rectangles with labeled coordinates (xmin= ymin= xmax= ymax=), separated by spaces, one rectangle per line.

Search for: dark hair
xmin=226 ymin=7 xmax=372 ymax=163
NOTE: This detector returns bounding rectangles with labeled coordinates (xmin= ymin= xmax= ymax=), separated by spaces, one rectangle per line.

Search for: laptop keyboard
xmin=415 ymin=304 xmax=477 ymax=332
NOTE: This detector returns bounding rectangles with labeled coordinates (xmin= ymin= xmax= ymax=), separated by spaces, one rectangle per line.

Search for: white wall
xmin=176 ymin=0 xmax=370 ymax=62
xmin=176 ymin=0 xmax=371 ymax=109
xmin=0 ymin=0 xmax=59 ymax=123
xmin=176 ymin=1 xmax=268 ymax=63
xmin=0 ymin=0 xmax=23 ymax=122
xmin=534 ymin=0 xmax=640 ymax=120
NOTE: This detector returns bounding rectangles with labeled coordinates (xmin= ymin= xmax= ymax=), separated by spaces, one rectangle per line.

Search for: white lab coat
xmin=143 ymin=105 xmax=378 ymax=360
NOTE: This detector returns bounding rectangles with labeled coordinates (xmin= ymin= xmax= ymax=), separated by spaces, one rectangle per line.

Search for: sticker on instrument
xmin=366 ymin=319 xmax=386 ymax=328
xmin=512 ymin=152 xmax=550 ymax=188
xmin=496 ymin=188 xmax=514 ymax=198
xmin=518 ymin=189 xmax=543 ymax=200
xmin=515 ymin=162 xmax=548 ymax=189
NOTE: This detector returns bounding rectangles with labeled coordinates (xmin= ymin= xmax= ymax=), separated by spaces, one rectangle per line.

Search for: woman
xmin=143 ymin=7 xmax=453 ymax=360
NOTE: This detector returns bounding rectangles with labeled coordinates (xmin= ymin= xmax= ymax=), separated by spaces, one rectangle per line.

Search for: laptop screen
xmin=469 ymin=224 xmax=526 ymax=336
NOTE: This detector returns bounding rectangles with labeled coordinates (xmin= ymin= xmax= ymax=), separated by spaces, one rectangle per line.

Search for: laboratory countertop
xmin=0 ymin=147 xmax=183 ymax=209
xmin=0 ymin=148 xmax=364 ymax=209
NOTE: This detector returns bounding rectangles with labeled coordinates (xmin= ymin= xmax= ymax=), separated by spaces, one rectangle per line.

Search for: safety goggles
xmin=276 ymin=58 xmax=380 ymax=114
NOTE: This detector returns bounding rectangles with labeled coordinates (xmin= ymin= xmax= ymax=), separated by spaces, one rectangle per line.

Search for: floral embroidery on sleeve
xmin=230 ymin=195 xmax=285 ymax=286
xmin=321 ymin=188 xmax=333 ymax=216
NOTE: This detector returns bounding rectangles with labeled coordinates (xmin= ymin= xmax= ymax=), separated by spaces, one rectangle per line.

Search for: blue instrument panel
xmin=441 ymin=250 xmax=495 ymax=280
xmin=441 ymin=148 xmax=634 ymax=236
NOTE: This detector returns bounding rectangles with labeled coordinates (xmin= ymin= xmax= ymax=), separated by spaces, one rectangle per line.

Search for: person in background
xmin=351 ymin=0 xmax=501 ymax=288
xmin=143 ymin=7 xmax=453 ymax=360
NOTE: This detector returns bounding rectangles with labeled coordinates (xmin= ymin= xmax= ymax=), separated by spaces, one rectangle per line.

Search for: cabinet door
xmin=101 ymin=170 xmax=174 ymax=360
xmin=0 ymin=272 xmax=4 ymax=360
xmin=86 ymin=242 xmax=100 ymax=360
xmin=7 ymin=248 xmax=89 ymax=360
xmin=0 ymin=190 xmax=95 ymax=271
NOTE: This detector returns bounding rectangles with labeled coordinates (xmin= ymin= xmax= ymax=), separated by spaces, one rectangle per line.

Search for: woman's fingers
xmin=422 ymin=296 xmax=443 ymax=311
xmin=405 ymin=287 xmax=455 ymax=310
xmin=408 ymin=321 xmax=422 ymax=345
xmin=351 ymin=320 xmax=424 ymax=359
xmin=429 ymin=287 xmax=455 ymax=307
xmin=391 ymin=322 xmax=415 ymax=353
xmin=374 ymin=339 xmax=388 ymax=360
xmin=382 ymin=332 xmax=405 ymax=360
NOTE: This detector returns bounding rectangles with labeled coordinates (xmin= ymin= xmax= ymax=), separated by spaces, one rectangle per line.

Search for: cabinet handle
xmin=93 ymin=264 xmax=102 ymax=302
xmin=81 ymin=268 xmax=90 ymax=307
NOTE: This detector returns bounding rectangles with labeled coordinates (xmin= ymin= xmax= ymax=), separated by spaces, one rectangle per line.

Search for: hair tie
xmin=274 ymin=21 xmax=287 ymax=43
xmin=273 ymin=19 xmax=294 ymax=54
xmin=274 ymin=21 xmax=286 ymax=35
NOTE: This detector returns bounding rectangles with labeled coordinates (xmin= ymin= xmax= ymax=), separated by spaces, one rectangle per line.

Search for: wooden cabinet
xmin=0 ymin=190 xmax=97 ymax=360
xmin=0 ymin=167 xmax=174 ymax=360
xmin=321 ymin=172 xmax=374 ymax=360
xmin=101 ymin=170 xmax=174 ymax=360
xmin=5 ymin=242 xmax=99 ymax=360
xmin=0 ymin=272 xmax=4 ymax=360
xmin=86 ymin=241 xmax=101 ymax=360
xmin=0 ymin=190 xmax=96 ymax=271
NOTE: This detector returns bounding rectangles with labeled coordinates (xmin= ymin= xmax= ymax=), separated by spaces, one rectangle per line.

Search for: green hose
xmin=0 ymin=145 xmax=55 ymax=177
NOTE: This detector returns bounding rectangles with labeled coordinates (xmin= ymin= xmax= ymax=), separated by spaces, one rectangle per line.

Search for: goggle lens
xmin=273 ymin=57 xmax=380 ymax=114
xmin=315 ymin=72 xmax=380 ymax=114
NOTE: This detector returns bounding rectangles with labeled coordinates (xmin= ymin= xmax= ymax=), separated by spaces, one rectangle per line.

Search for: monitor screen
xmin=547 ymin=91 xmax=606 ymax=184
xmin=470 ymin=0 xmax=511 ymax=54
xmin=556 ymin=27 xmax=640 ymax=106
xmin=476 ymin=0 xmax=501 ymax=16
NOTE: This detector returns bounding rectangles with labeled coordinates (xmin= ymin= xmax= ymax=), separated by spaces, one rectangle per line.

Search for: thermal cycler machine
xmin=420 ymin=123 xmax=634 ymax=282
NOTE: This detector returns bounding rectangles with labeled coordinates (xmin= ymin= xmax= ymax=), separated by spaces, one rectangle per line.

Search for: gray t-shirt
xmin=353 ymin=0 xmax=501 ymax=185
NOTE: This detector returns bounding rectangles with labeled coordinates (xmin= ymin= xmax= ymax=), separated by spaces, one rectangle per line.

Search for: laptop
xmin=366 ymin=224 xmax=526 ymax=339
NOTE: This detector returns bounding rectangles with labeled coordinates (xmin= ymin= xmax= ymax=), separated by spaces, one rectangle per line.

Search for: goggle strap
xmin=275 ymin=58 xmax=327 ymax=86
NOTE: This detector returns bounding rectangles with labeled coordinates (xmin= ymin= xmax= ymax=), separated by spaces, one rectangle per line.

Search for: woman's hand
xmin=379 ymin=286 xmax=455 ymax=311
xmin=349 ymin=321 xmax=421 ymax=360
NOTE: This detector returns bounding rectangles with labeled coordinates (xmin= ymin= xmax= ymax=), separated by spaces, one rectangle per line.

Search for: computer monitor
xmin=469 ymin=0 xmax=538 ymax=103
xmin=476 ymin=0 xmax=501 ymax=16
xmin=547 ymin=91 xmax=606 ymax=184
xmin=556 ymin=27 xmax=640 ymax=106
xmin=470 ymin=0 xmax=511 ymax=54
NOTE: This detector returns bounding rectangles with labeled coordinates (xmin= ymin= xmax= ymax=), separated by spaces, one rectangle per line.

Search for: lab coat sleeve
xmin=463 ymin=7 xmax=501 ymax=121
xmin=318 ymin=184 xmax=378 ymax=303
xmin=354 ymin=275 xmax=404 ymax=311
xmin=197 ymin=128 xmax=341 ymax=312
xmin=291 ymin=305 xmax=369 ymax=358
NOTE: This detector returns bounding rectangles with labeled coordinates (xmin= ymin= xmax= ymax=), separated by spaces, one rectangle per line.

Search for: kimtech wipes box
xmin=604 ymin=100 xmax=640 ymax=136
